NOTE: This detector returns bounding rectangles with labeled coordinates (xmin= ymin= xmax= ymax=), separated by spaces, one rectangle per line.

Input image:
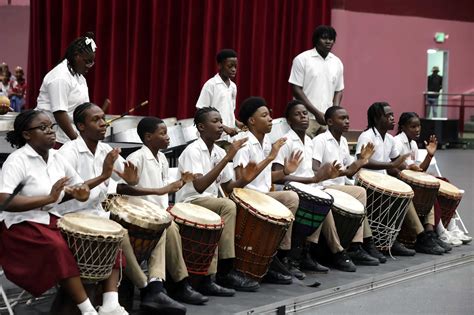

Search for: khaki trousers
xmin=122 ymin=230 xmax=166 ymax=288
xmin=165 ymin=221 xmax=189 ymax=282
xmin=400 ymin=201 xmax=435 ymax=236
xmin=266 ymin=191 xmax=299 ymax=250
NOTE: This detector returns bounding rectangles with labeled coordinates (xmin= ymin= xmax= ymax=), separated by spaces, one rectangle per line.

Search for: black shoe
xmin=172 ymin=280 xmax=209 ymax=305
xmin=216 ymin=270 xmax=260 ymax=292
xmin=281 ymin=257 xmax=306 ymax=280
xmin=347 ymin=244 xmax=379 ymax=266
xmin=429 ymin=231 xmax=452 ymax=252
xmin=391 ymin=240 xmax=416 ymax=256
xmin=198 ymin=276 xmax=236 ymax=297
xmin=362 ymin=238 xmax=387 ymax=263
xmin=332 ymin=250 xmax=356 ymax=272
xmin=299 ymin=251 xmax=329 ymax=273
xmin=141 ymin=282 xmax=188 ymax=314
xmin=262 ymin=269 xmax=293 ymax=284
xmin=415 ymin=232 xmax=445 ymax=255
xmin=269 ymin=256 xmax=292 ymax=276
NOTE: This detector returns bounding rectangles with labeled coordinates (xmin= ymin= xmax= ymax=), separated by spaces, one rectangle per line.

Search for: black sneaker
xmin=169 ymin=280 xmax=209 ymax=305
xmin=197 ymin=276 xmax=236 ymax=297
xmin=262 ymin=269 xmax=293 ymax=285
xmin=415 ymin=232 xmax=445 ymax=255
xmin=347 ymin=244 xmax=380 ymax=266
xmin=362 ymin=238 xmax=387 ymax=263
xmin=391 ymin=240 xmax=416 ymax=256
xmin=299 ymin=251 xmax=329 ymax=273
xmin=216 ymin=269 xmax=260 ymax=292
xmin=332 ymin=250 xmax=356 ymax=272
xmin=281 ymin=257 xmax=306 ymax=280
xmin=429 ymin=231 xmax=452 ymax=252
xmin=141 ymin=281 xmax=188 ymax=313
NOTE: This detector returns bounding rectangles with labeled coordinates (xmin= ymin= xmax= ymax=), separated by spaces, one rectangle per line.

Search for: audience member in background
xmin=0 ymin=71 xmax=11 ymax=97
xmin=426 ymin=66 xmax=443 ymax=117
xmin=9 ymin=66 xmax=27 ymax=112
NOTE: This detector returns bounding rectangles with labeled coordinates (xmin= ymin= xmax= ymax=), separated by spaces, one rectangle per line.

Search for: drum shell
xmin=231 ymin=194 xmax=291 ymax=281
xmin=399 ymin=173 xmax=439 ymax=217
xmin=438 ymin=194 xmax=462 ymax=227
xmin=331 ymin=205 xmax=365 ymax=249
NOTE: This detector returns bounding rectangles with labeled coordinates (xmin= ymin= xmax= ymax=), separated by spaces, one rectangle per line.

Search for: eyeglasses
xmin=26 ymin=123 xmax=58 ymax=132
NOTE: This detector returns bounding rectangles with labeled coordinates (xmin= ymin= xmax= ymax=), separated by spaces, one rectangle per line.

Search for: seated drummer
xmin=273 ymin=101 xmax=381 ymax=273
xmin=356 ymin=102 xmax=447 ymax=256
xmin=0 ymin=110 xmax=125 ymax=315
xmin=116 ymin=117 xmax=209 ymax=306
xmin=394 ymin=112 xmax=455 ymax=249
xmin=233 ymin=97 xmax=305 ymax=283
xmin=57 ymin=103 xmax=186 ymax=314
xmin=176 ymin=107 xmax=261 ymax=293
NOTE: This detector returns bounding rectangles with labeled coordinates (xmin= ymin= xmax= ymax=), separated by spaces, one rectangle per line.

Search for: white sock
xmin=436 ymin=222 xmax=446 ymax=235
xmin=148 ymin=278 xmax=162 ymax=283
xmin=77 ymin=298 xmax=96 ymax=314
xmin=101 ymin=291 xmax=119 ymax=312
xmin=447 ymin=218 xmax=457 ymax=231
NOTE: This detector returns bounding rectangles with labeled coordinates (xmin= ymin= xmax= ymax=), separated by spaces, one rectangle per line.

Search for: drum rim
xmin=168 ymin=203 xmax=224 ymax=229
xmin=231 ymin=188 xmax=294 ymax=222
xmin=284 ymin=182 xmax=334 ymax=206
xmin=356 ymin=172 xmax=414 ymax=197
xmin=437 ymin=180 xmax=463 ymax=198
xmin=399 ymin=170 xmax=440 ymax=188
xmin=58 ymin=213 xmax=126 ymax=239
xmin=324 ymin=188 xmax=366 ymax=215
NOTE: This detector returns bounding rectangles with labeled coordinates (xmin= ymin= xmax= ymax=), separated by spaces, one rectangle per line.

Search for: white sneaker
xmin=83 ymin=311 xmax=98 ymax=315
xmin=438 ymin=230 xmax=462 ymax=247
xmin=98 ymin=305 xmax=128 ymax=315
xmin=450 ymin=228 xmax=473 ymax=244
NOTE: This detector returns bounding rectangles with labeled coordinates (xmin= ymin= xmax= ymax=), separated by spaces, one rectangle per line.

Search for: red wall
xmin=331 ymin=9 xmax=474 ymax=130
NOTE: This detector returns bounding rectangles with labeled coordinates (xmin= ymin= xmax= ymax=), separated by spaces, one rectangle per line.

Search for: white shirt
xmin=394 ymin=132 xmax=417 ymax=165
xmin=0 ymin=144 xmax=83 ymax=228
xmin=233 ymin=131 xmax=272 ymax=193
xmin=274 ymin=129 xmax=314 ymax=178
xmin=176 ymin=137 xmax=233 ymax=202
xmin=56 ymin=137 xmax=125 ymax=217
xmin=288 ymin=48 xmax=344 ymax=114
xmin=312 ymin=129 xmax=353 ymax=186
xmin=125 ymin=146 xmax=170 ymax=209
xmin=196 ymin=73 xmax=237 ymax=128
xmin=36 ymin=59 xmax=89 ymax=144
xmin=356 ymin=128 xmax=399 ymax=174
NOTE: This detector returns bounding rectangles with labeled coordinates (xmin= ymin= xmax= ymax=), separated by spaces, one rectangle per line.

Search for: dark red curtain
xmin=28 ymin=0 xmax=331 ymax=119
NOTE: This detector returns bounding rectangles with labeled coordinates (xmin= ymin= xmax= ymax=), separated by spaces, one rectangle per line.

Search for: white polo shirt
xmin=56 ymin=137 xmax=125 ymax=216
xmin=176 ymin=137 xmax=233 ymax=202
xmin=394 ymin=132 xmax=417 ymax=165
xmin=36 ymin=59 xmax=89 ymax=144
xmin=288 ymin=48 xmax=344 ymax=114
xmin=356 ymin=128 xmax=399 ymax=174
xmin=312 ymin=129 xmax=353 ymax=186
xmin=0 ymin=144 xmax=83 ymax=228
xmin=196 ymin=73 xmax=237 ymax=128
xmin=125 ymin=145 xmax=169 ymax=209
xmin=233 ymin=131 xmax=272 ymax=193
xmin=274 ymin=129 xmax=314 ymax=178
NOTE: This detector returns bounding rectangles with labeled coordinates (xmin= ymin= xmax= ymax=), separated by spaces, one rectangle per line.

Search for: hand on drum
xmin=115 ymin=161 xmax=139 ymax=185
xmin=407 ymin=163 xmax=423 ymax=172
xmin=316 ymin=161 xmax=342 ymax=182
xmin=268 ymin=137 xmax=287 ymax=160
xmin=165 ymin=180 xmax=185 ymax=193
xmin=391 ymin=153 xmax=410 ymax=169
xmin=425 ymin=135 xmax=438 ymax=157
xmin=64 ymin=183 xmax=90 ymax=202
xmin=102 ymin=148 xmax=121 ymax=178
xmin=359 ymin=142 xmax=375 ymax=162
xmin=227 ymin=137 xmax=249 ymax=158
xmin=283 ymin=150 xmax=303 ymax=175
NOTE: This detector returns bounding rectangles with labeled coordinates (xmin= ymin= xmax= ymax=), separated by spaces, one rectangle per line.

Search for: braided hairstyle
xmin=63 ymin=32 xmax=96 ymax=75
xmin=194 ymin=107 xmax=220 ymax=126
xmin=73 ymin=102 xmax=96 ymax=128
xmin=397 ymin=112 xmax=419 ymax=134
xmin=6 ymin=110 xmax=43 ymax=148
xmin=366 ymin=102 xmax=389 ymax=131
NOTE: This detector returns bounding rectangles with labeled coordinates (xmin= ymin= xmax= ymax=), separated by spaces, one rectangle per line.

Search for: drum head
xmin=357 ymin=170 xmax=413 ymax=195
xmin=232 ymin=188 xmax=293 ymax=221
xmin=400 ymin=170 xmax=440 ymax=187
xmin=169 ymin=203 xmax=223 ymax=229
xmin=58 ymin=213 xmax=125 ymax=237
xmin=437 ymin=179 xmax=463 ymax=198
xmin=287 ymin=182 xmax=332 ymax=200
xmin=109 ymin=196 xmax=171 ymax=230
xmin=324 ymin=189 xmax=365 ymax=215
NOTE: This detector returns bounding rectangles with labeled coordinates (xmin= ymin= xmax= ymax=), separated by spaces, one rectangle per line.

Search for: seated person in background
xmin=356 ymin=102 xmax=446 ymax=256
xmin=116 ymin=117 xmax=209 ymax=307
xmin=58 ymin=103 xmax=186 ymax=314
xmin=9 ymin=66 xmax=27 ymax=112
xmin=0 ymin=110 xmax=125 ymax=315
xmin=176 ymin=107 xmax=261 ymax=293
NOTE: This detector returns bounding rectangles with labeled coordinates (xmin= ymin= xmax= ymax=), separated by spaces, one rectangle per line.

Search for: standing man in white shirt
xmin=196 ymin=49 xmax=244 ymax=137
xmin=289 ymin=25 xmax=344 ymax=136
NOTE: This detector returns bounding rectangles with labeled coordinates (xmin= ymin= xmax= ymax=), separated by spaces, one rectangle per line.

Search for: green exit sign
xmin=434 ymin=32 xmax=446 ymax=43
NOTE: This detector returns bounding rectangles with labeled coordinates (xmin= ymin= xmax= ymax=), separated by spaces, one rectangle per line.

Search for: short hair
xmin=366 ymin=102 xmax=390 ymax=130
xmin=73 ymin=102 xmax=96 ymax=128
xmin=239 ymin=97 xmax=267 ymax=125
xmin=194 ymin=107 xmax=220 ymax=126
xmin=216 ymin=49 xmax=237 ymax=63
xmin=63 ymin=32 xmax=96 ymax=76
xmin=324 ymin=106 xmax=345 ymax=123
xmin=397 ymin=112 xmax=419 ymax=134
xmin=6 ymin=110 xmax=43 ymax=148
xmin=312 ymin=25 xmax=337 ymax=47
xmin=137 ymin=117 xmax=164 ymax=142
xmin=284 ymin=99 xmax=305 ymax=118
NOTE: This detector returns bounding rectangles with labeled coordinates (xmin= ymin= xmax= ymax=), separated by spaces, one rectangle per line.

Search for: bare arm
xmin=53 ymin=111 xmax=77 ymax=140
xmin=342 ymin=143 xmax=374 ymax=177
xmin=333 ymin=90 xmax=344 ymax=106
xmin=290 ymin=84 xmax=326 ymax=125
